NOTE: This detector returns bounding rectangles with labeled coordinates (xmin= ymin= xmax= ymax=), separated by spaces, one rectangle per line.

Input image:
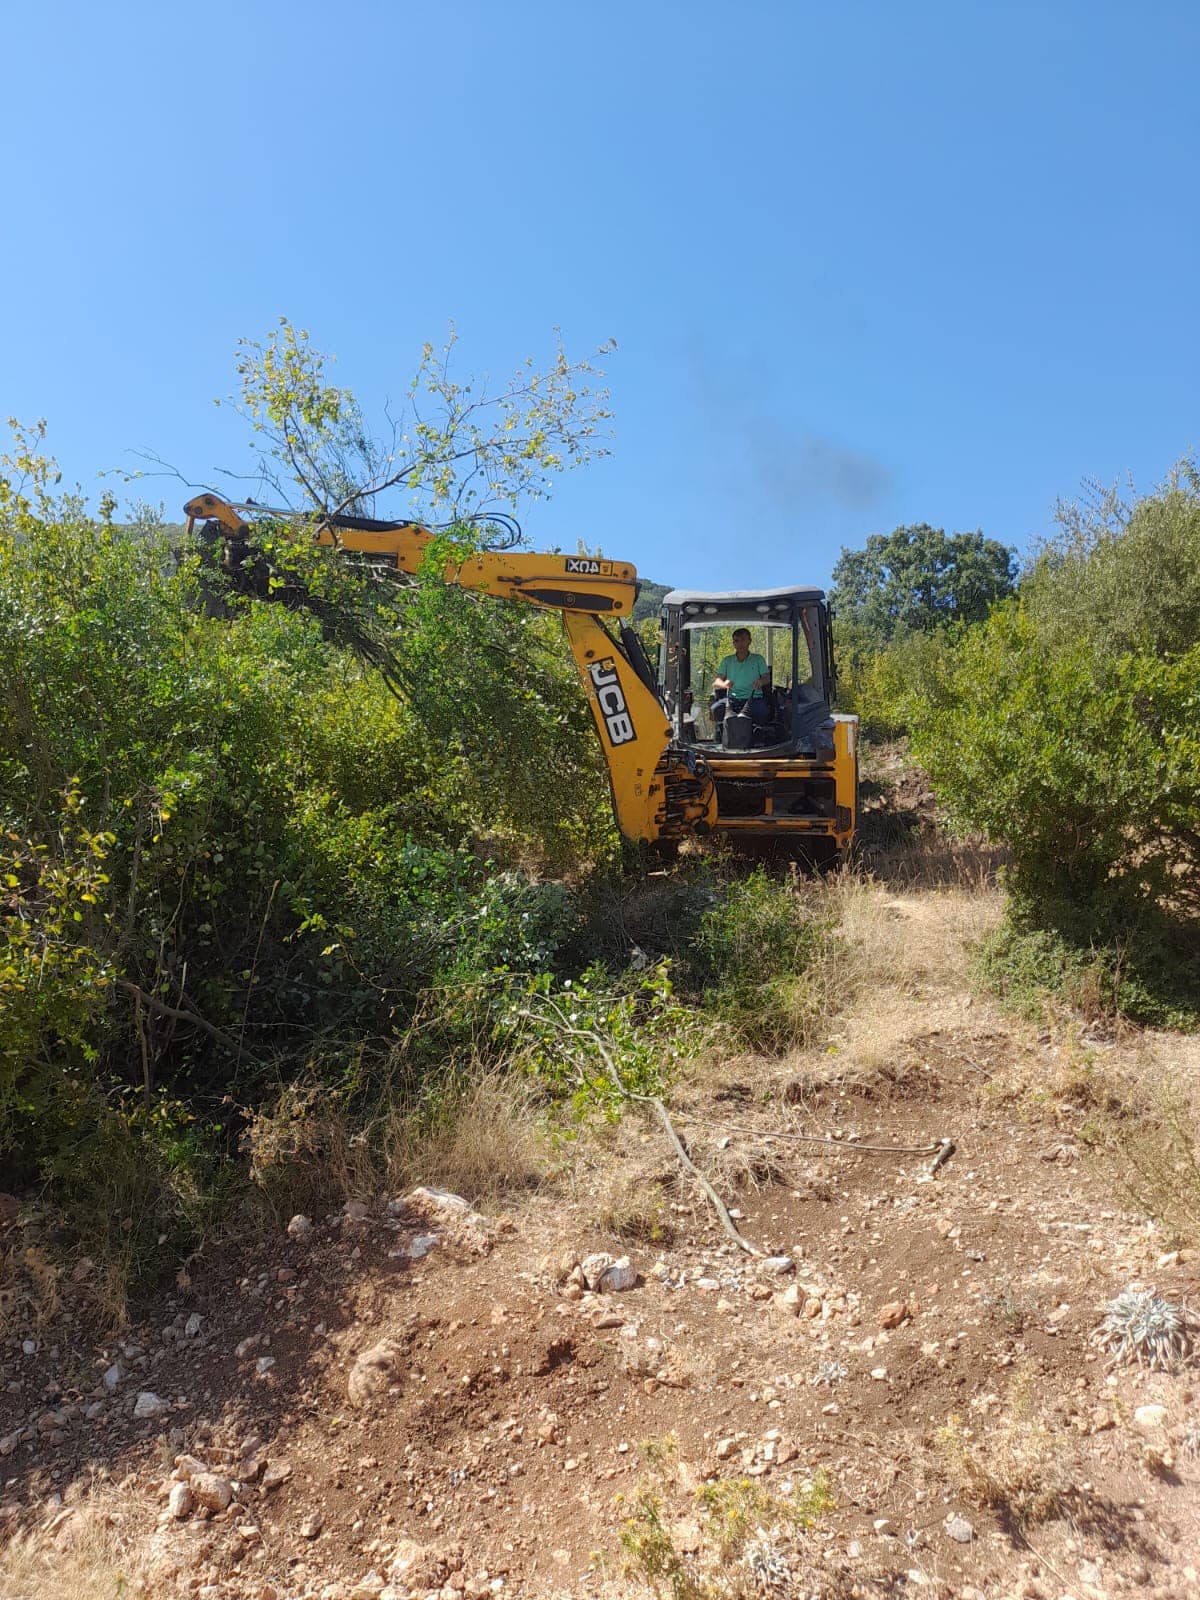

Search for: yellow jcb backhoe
xmin=183 ymin=494 xmax=858 ymax=858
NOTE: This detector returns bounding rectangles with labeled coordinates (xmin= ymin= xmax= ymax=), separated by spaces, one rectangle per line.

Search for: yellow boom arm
xmin=183 ymin=494 xmax=715 ymax=845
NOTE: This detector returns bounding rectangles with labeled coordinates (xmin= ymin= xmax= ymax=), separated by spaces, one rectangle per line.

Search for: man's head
xmin=731 ymin=627 xmax=751 ymax=659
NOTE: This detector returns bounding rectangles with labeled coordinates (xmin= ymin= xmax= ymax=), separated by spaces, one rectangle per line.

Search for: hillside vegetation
xmin=2 ymin=330 xmax=1198 ymax=1336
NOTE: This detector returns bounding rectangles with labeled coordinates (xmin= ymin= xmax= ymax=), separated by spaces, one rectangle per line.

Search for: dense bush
xmin=0 ymin=417 xmax=841 ymax=1303
xmin=0 ymin=428 xmax=616 ymax=1277
xmin=908 ymin=465 xmax=1200 ymax=1026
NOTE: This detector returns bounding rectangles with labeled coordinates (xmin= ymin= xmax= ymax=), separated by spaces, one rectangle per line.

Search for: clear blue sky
xmin=3 ymin=1 xmax=1197 ymax=588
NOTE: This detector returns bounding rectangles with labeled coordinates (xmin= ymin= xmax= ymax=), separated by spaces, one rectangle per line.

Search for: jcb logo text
xmin=588 ymin=659 xmax=636 ymax=746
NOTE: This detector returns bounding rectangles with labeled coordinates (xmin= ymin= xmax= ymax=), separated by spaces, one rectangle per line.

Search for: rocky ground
xmin=3 ymin=874 xmax=1200 ymax=1600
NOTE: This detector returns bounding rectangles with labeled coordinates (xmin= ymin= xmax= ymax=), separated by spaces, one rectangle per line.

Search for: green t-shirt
xmin=718 ymin=651 xmax=767 ymax=700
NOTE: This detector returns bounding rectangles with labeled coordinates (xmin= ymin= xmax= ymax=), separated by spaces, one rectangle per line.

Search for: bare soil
xmin=3 ymin=882 xmax=1199 ymax=1600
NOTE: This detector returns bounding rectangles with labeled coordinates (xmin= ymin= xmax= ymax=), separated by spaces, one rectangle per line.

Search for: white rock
xmin=408 ymin=1233 xmax=439 ymax=1260
xmin=168 ymin=1481 xmax=194 ymax=1519
xmin=184 ymin=1313 xmax=202 ymax=1339
xmin=103 ymin=1363 xmax=122 ymax=1391
xmin=21 ymin=1340 xmax=36 ymax=1356
xmin=300 ymin=1512 xmax=324 ymax=1539
xmin=287 ymin=1213 xmax=314 ymax=1242
xmin=190 ymin=1472 xmax=233 ymax=1512
xmin=599 ymin=1256 xmax=636 ymax=1293
xmin=398 ymin=1186 xmax=469 ymax=1218
xmin=870 ymin=1367 xmax=888 ymax=1381
xmin=255 ymin=1356 xmax=276 ymax=1376
xmin=580 ymin=1253 xmax=614 ymax=1291
xmin=133 ymin=1392 xmax=166 ymax=1419
xmin=1134 ymin=1403 xmax=1168 ymax=1429
xmin=234 ymin=1336 xmax=259 ymax=1359
xmin=944 ymin=1514 xmax=974 ymax=1544
xmin=261 ymin=1458 xmax=293 ymax=1490
xmin=764 ymin=1255 xmax=794 ymax=1274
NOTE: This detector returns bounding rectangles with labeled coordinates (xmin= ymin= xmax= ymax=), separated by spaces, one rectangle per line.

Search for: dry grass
xmin=828 ymin=873 xmax=1003 ymax=993
xmin=757 ymin=874 xmax=1005 ymax=1104
xmin=246 ymin=1067 xmax=549 ymax=1219
xmin=590 ymin=1165 xmax=676 ymax=1245
xmin=936 ymin=1375 xmax=1071 ymax=1534
xmin=869 ymin=827 xmax=1008 ymax=891
xmin=0 ymin=1492 xmax=156 ymax=1600
xmin=0 ymin=1244 xmax=62 ymax=1340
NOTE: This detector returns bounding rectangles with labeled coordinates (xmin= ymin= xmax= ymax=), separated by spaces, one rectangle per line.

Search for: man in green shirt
xmin=711 ymin=628 xmax=771 ymax=731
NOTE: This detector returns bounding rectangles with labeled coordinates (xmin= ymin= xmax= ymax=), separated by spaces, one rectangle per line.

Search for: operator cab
xmin=658 ymin=586 xmax=837 ymax=759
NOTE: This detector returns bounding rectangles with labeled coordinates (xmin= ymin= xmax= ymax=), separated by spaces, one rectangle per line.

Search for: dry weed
xmin=937 ymin=1376 xmax=1070 ymax=1534
xmin=0 ymin=1245 xmax=62 ymax=1340
xmin=590 ymin=1166 xmax=675 ymax=1245
xmin=0 ymin=1491 xmax=156 ymax=1600
xmin=870 ymin=828 xmax=1008 ymax=891
xmin=827 ymin=875 xmax=1002 ymax=994
xmin=246 ymin=1067 xmax=548 ymax=1218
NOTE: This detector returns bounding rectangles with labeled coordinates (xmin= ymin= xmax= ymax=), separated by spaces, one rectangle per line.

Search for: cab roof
xmin=660 ymin=585 xmax=827 ymax=607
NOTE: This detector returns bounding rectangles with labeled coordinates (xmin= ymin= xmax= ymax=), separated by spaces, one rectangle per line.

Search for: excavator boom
xmin=182 ymin=493 xmax=716 ymax=846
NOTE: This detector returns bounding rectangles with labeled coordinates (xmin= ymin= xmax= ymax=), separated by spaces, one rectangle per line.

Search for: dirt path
xmin=3 ymin=881 xmax=1199 ymax=1600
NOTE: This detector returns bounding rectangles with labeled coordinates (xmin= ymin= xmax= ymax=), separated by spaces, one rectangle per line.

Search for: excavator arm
xmin=183 ymin=493 xmax=715 ymax=845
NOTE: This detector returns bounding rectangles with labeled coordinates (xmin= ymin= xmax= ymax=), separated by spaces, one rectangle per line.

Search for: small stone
xmin=168 ymin=1482 xmax=194 ymax=1519
xmin=261 ymin=1459 xmax=293 ymax=1491
xmin=133 ymin=1391 xmax=166 ymax=1419
xmin=255 ymin=1356 xmax=276 ymax=1376
xmin=190 ymin=1473 xmax=234 ymax=1512
xmin=599 ymin=1256 xmax=636 ymax=1293
xmin=343 ymin=1199 xmax=369 ymax=1222
xmin=409 ymin=1233 xmax=439 ymax=1260
xmin=763 ymin=1255 xmax=794 ymax=1274
xmin=103 ymin=1363 xmax=122 ymax=1391
xmin=21 ymin=1341 xmax=36 ymax=1356
xmin=184 ymin=1313 xmax=202 ymax=1339
xmin=1134 ymin=1404 xmax=1167 ymax=1430
xmin=944 ymin=1514 xmax=974 ymax=1544
xmin=873 ymin=1518 xmax=892 ymax=1535
xmin=878 ymin=1301 xmax=910 ymax=1329
xmin=580 ymin=1253 xmax=614 ymax=1291
xmin=287 ymin=1214 xmax=314 ymax=1243
xmin=300 ymin=1512 xmax=324 ymax=1539
xmin=348 ymin=1339 xmax=405 ymax=1407
xmin=650 ymin=1260 xmax=670 ymax=1281
xmin=715 ymin=1437 xmax=736 ymax=1460
xmin=870 ymin=1367 xmax=888 ymax=1381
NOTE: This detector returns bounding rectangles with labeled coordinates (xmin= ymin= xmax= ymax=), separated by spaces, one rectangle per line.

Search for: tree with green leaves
xmin=831 ymin=523 xmax=1016 ymax=653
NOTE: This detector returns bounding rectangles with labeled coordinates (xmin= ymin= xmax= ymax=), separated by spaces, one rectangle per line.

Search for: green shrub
xmin=839 ymin=628 xmax=958 ymax=739
xmin=906 ymin=465 xmax=1200 ymax=1028
xmin=686 ymin=868 xmax=833 ymax=1052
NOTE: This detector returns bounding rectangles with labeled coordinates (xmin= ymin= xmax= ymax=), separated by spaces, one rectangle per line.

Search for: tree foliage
xmin=208 ymin=318 xmax=614 ymax=519
xmin=907 ymin=464 xmax=1200 ymax=1025
xmin=0 ymin=314 xmax=624 ymax=1277
xmin=831 ymin=522 xmax=1016 ymax=654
